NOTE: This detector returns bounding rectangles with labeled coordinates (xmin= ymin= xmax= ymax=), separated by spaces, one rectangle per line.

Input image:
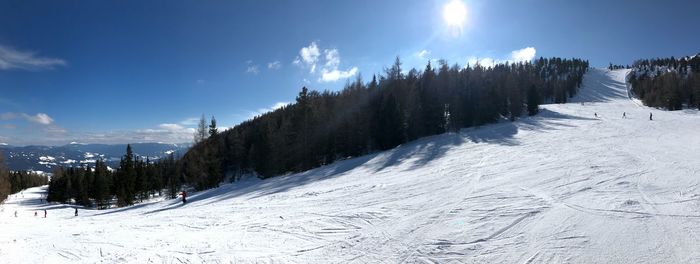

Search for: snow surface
xmin=2 ymin=69 xmax=700 ymax=263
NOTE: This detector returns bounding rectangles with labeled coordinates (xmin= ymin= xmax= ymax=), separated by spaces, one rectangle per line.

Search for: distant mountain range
xmin=0 ymin=143 xmax=191 ymax=172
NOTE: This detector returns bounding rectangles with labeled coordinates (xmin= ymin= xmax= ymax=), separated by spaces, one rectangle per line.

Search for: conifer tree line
xmin=180 ymin=57 xmax=588 ymax=187
xmin=46 ymin=145 xmax=181 ymax=208
xmin=608 ymin=63 xmax=629 ymax=70
xmin=628 ymin=54 xmax=700 ymax=110
xmin=0 ymin=153 xmax=49 ymax=203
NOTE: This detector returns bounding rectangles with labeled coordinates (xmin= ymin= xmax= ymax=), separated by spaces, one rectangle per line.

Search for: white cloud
xmin=1 ymin=112 xmax=54 ymax=125
xmin=267 ymin=60 xmax=282 ymax=70
xmin=465 ymin=47 xmax=537 ymax=68
xmin=85 ymin=127 xmax=195 ymax=144
xmin=158 ymin=123 xmax=185 ymax=131
xmin=320 ymin=67 xmax=359 ymax=82
xmin=43 ymin=125 xmax=66 ymax=135
xmin=1 ymin=115 xmax=203 ymax=145
xmin=415 ymin=49 xmax=431 ymax=59
xmin=0 ymin=45 xmax=66 ymax=71
xmin=63 ymin=122 xmax=196 ymax=145
xmin=318 ymin=48 xmax=358 ymax=82
xmin=294 ymin=42 xmax=321 ymax=73
xmin=249 ymin=101 xmax=290 ymax=119
xmin=25 ymin=113 xmax=54 ymax=125
xmin=292 ymin=43 xmax=358 ymax=83
xmin=510 ymin=47 xmax=536 ymax=63
xmin=324 ymin=49 xmax=340 ymax=68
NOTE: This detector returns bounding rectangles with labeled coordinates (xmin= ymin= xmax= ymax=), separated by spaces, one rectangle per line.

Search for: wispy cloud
xmin=267 ymin=60 xmax=282 ymax=70
xmin=1 ymin=113 xmax=204 ymax=145
xmin=415 ymin=49 xmax=431 ymax=59
xmin=25 ymin=113 xmax=54 ymax=125
xmin=179 ymin=117 xmax=199 ymax=126
xmin=245 ymin=60 xmax=260 ymax=75
xmin=0 ymin=44 xmax=66 ymax=71
xmin=466 ymin=47 xmax=537 ymax=68
xmin=73 ymin=126 xmax=196 ymax=145
xmin=1 ymin=112 xmax=54 ymax=125
xmin=246 ymin=65 xmax=259 ymax=74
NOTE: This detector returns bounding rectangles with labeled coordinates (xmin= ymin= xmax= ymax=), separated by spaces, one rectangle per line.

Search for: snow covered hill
xmin=2 ymin=68 xmax=700 ymax=263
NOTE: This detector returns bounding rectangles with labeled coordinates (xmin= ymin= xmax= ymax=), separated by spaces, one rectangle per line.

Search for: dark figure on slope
xmin=74 ymin=208 xmax=78 ymax=216
xmin=181 ymin=191 xmax=187 ymax=204
xmin=622 ymin=112 xmax=626 ymax=119
xmin=44 ymin=209 xmax=47 ymax=218
xmin=649 ymin=112 xmax=653 ymax=121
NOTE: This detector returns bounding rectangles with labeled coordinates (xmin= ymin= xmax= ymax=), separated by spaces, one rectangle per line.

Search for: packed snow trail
xmin=2 ymin=68 xmax=700 ymax=263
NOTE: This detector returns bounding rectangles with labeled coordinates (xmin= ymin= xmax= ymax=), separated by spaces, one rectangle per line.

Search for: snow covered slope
xmin=2 ymin=68 xmax=700 ymax=263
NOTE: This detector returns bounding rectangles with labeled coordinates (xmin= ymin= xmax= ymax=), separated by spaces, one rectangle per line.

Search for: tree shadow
xmin=182 ymin=108 xmax=593 ymax=207
xmin=142 ymin=203 xmax=184 ymax=215
xmin=44 ymin=108 xmax=600 ymax=216
xmin=93 ymin=202 xmax=152 ymax=216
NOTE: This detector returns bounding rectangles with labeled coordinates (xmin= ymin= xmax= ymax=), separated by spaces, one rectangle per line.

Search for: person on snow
xmin=34 ymin=211 xmax=37 ymax=217
xmin=649 ymin=112 xmax=653 ymax=120
xmin=622 ymin=112 xmax=626 ymax=119
xmin=594 ymin=113 xmax=598 ymax=118
xmin=14 ymin=210 xmax=17 ymax=217
xmin=44 ymin=209 xmax=47 ymax=218
xmin=74 ymin=208 xmax=78 ymax=216
xmin=181 ymin=190 xmax=187 ymax=204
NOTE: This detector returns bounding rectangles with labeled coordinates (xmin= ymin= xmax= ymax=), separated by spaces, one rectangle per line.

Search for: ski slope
xmin=2 ymin=68 xmax=700 ymax=263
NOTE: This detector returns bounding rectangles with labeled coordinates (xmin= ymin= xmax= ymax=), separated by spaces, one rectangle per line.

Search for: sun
xmin=443 ymin=0 xmax=467 ymax=29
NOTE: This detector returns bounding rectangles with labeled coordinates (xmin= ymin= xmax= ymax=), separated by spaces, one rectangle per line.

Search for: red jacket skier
xmin=181 ymin=191 xmax=187 ymax=204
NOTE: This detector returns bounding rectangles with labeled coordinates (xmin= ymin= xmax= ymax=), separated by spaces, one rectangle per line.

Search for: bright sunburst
xmin=443 ymin=0 xmax=467 ymax=31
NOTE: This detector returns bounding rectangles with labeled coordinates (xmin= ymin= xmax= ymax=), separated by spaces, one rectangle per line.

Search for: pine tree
xmin=194 ymin=114 xmax=208 ymax=144
xmin=116 ymin=144 xmax=136 ymax=206
xmin=209 ymin=116 xmax=218 ymax=136
xmin=93 ymin=160 xmax=110 ymax=208
xmin=527 ymin=84 xmax=540 ymax=116
xmin=165 ymin=154 xmax=181 ymax=199
xmin=0 ymin=153 xmax=10 ymax=202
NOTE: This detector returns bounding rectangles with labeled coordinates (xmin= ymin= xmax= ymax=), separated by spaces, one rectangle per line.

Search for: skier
xmin=14 ymin=210 xmax=17 ymax=217
xmin=594 ymin=113 xmax=598 ymax=118
xmin=181 ymin=190 xmax=187 ymax=204
xmin=622 ymin=112 xmax=626 ymax=119
xmin=649 ymin=112 xmax=653 ymax=120
xmin=44 ymin=209 xmax=47 ymax=218
xmin=34 ymin=211 xmax=37 ymax=217
xmin=74 ymin=208 xmax=78 ymax=216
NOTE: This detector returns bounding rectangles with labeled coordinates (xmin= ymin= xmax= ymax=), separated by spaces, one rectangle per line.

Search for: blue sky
xmin=1 ymin=0 xmax=698 ymax=145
